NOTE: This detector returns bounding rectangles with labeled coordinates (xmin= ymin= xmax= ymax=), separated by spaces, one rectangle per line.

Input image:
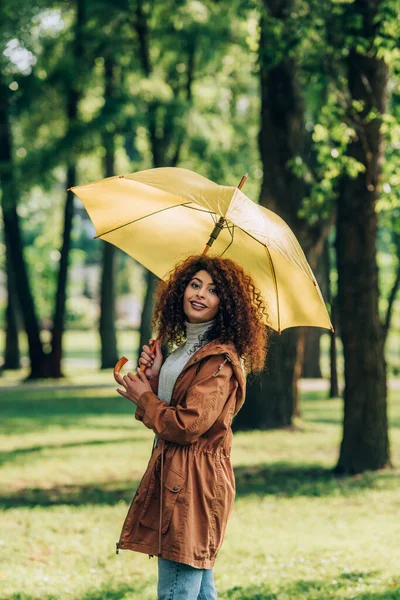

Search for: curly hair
xmin=152 ymin=255 xmax=269 ymax=373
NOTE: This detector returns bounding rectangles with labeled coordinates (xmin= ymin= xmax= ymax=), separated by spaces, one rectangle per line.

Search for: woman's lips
xmin=190 ymin=301 xmax=207 ymax=310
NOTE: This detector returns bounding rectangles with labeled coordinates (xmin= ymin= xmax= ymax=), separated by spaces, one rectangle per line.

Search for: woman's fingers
xmin=136 ymin=368 xmax=147 ymax=382
xmin=143 ymin=344 xmax=156 ymax=359
xmin=115 ymin=372 xmax=126 ymax=387
xmin=123 ymin=372 xmax=137 ymax=386
xmin=139 ymin=355 xmax=152 ymax=366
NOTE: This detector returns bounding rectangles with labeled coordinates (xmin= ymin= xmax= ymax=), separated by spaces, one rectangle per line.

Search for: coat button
xmin=173 ymin=485 xmax=179 ymax=491
xmin=120 ymin=541 xmax=124 ymax=546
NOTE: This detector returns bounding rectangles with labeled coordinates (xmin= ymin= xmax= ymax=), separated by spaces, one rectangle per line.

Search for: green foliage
xmin=1 ymin=0 xmax=400 ymax=350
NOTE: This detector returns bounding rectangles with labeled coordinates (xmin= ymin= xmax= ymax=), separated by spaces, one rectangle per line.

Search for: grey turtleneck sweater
xmin=153 ymin=318 xmax=215 ymax=448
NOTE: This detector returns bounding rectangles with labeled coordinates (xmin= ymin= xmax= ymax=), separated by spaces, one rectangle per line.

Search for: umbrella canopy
xmin=71 ymin=167 xmax=332 ymax=332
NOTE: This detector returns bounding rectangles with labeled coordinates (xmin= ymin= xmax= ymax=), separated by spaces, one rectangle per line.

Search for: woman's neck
xmin=185 ymin=318 xmax=215 ymax=344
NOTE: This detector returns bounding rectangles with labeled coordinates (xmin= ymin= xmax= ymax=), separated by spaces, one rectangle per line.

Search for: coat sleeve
xmin=134 ymin=374 xmax=159 ymax=422
xmin=135 ymin=356 xmax=233 ymax=445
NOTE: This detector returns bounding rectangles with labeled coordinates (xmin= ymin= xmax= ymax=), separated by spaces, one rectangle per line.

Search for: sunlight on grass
xmin=1 ymin=381 xmax=400 ymax=599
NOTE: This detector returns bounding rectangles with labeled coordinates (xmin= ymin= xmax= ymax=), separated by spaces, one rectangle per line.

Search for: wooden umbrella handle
xmin=114 ymin=339 xmax=158 ymax=380
xmin=140 ymin=338 xmax=158 ymax=372
xmin=114 ymin=356 xmax=128 ymax=382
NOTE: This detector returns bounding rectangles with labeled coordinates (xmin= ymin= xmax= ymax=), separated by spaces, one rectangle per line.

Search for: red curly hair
xmin=152 ymin=255 xmax=269 ymax=373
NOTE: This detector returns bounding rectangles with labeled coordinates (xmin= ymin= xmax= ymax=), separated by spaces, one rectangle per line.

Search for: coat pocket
xmin=139 ymin=463 xmax=185 ymax=534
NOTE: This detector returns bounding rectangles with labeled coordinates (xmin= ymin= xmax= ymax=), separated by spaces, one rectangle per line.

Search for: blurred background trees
xmin=1 ymin=0 xmax=399 ymax=474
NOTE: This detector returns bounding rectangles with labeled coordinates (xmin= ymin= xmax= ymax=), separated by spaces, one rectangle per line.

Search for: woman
xmin=115 ymin=254 xmax=268 ymax=600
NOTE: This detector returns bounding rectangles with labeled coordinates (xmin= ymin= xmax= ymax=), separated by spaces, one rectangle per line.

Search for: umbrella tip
xmin=238 ymin=174 xmax=248 ymax=190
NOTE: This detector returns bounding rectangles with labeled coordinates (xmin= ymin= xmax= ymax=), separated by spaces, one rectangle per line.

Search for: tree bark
xmin=324 ymin=239 xmax=339 ymax=397
xmin=329 ymin=298 xmax=339 ymax=398
xmin=99 ymin=242 xmax=119 ymax=369
xmin=302 ymin=328 xmax=322 ymax=378
xmin=233 ymin=329 xmax=298 ymax=430
xmin=3 ymin=241 xmax=21 ymax=370
xmin=139 ymin=270 xmax=158 ymax=352
xmin=99 ymin=55 xmax=119 ymax=369
xmin=382 ymin=232 xmax=400 ymax=343
xmin=303 ymin=239 xmax=331 ymax=378
xmin=49 ymin=173 xmax=76 ymax=377
xmin=0 ymin=78 xmax=48 ymax=378
xmin=293 ymin=327 xmax=306 ymax=417
xmin=49 ymin=0 xmax=85 ymax=377
xmin=335 ymin=0 xmax=390 ymax=473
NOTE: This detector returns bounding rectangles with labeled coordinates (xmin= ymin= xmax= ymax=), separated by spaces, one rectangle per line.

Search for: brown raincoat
xmin=116 ymin=339 xmax=246 ymax=569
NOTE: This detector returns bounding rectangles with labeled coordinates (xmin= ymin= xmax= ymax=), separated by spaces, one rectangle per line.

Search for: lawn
xmin=1 ymin=376 xmax=400 ymax=599
xmin=1 ymin=326 xmax=399 ymax=377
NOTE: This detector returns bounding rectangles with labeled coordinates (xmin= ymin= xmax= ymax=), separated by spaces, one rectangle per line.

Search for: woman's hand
xmin=115 ymin=369 xmax=153 ymax=405
xmin=139 ymin=339 xmax=163 ymax=379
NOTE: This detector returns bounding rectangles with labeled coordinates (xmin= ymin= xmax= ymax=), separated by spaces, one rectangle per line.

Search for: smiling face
xmin=183 ymin=269 xmax=220 ymax=324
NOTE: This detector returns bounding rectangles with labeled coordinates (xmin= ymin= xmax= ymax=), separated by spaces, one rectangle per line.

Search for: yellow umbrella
xmin=71 ymin=167 xmax=332 ymax=333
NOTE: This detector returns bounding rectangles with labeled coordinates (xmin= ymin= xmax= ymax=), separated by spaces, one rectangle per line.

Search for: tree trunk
xmin=0 ymin=78 xmax=48 ymax=379
xmin=139 ymin=270 xmax=158 ymax=352
xmin=325 ymin=240 xmax=339 ymax=398
xmin=329 ymin=298 xmax=339 ymax=398
xmin=99 ymin=242 xmax=119 ymax=369
xmin=3 ymin=241 xmax=21 ymax=370
xmin=303 ymin=240 xmax=329 ymax=379
xmin=49 ymin=174 xmax=76 ymax=377
xmin=49 ymin=0 xmax=85 ymax=378
xmin=335 ymin=0 xmax=389 ymax=473
xmin=233 ymin=328 xmax=298 ymax=430
xmin=382 ymin=232 xmax=400 ymax=343
xmin=99 ymin=56 xmax=119 ymax=369
xmin=293 ymin=327 xmax=306 ymax=417
xmin=302 ymin=328 xmax=322 ymax=378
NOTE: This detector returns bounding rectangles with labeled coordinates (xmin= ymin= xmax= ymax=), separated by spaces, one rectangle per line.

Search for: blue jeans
xmin=157 ymin=558 xmax=217 ymax=600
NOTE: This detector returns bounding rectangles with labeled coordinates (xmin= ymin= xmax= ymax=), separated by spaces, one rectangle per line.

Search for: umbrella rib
xmin=182 ymin=205 xmax=218 ymax=216
xmin=220 ymin=223 xmax=235 ymax=257
xmin=264 ymin=245 xmax=281 ymax=334
xmin=94 ymin=202 xmax=207 ymax=239
xmin=221 ymin=218 xmax=281 ymax=330
xmin=232 ymin=223 xmax=316 ymax=283
xmin=224 ymin=220 xmax=282 ymax=330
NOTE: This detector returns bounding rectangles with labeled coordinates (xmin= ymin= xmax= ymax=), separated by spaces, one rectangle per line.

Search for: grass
xmin=1 ymin=326 xmax=399 ymax=377
xmin=1 ymin=378 xmax=400 ymax=599
xmin=0 ymin=329 xmax=140 ymax=371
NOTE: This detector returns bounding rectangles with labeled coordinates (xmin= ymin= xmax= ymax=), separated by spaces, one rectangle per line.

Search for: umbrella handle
xmin=114 ymin=338 xmax=158 ymax=380
xmin=114 ymin=356 xmax=128 ymax=382
xmin=139 ymin=338 xmax=158 ymax=372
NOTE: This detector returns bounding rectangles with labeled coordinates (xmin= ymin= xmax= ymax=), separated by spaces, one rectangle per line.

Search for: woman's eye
xmin=210 ymin=288 xmax=217 ymax=295
xmin=191 ymin=282 xmax=199 ymax=289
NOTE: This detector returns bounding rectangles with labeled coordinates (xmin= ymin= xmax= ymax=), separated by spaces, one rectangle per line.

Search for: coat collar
xmin=179 ymin=338 xmax=246 ymax=415
xmin=182 ymin=338 xmax=241 ymax=370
